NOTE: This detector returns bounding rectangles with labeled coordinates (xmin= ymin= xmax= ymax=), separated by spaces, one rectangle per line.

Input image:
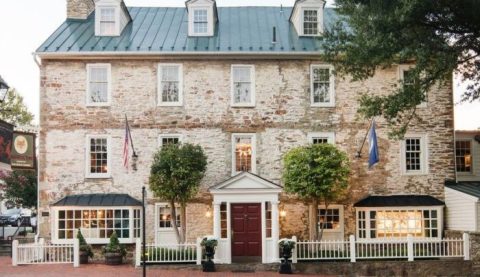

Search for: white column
xmin=272 ymin=201 xmax=280 ymax=263
xmin=73 ymin=238 xmax=79 ymax=267
xmin=213 ymin=202 xmax=221 ymax=238
xmin=135 ymin=238 xmax=141 ymax=267
xmin=463 ymin=232 xmax=470 ymax=261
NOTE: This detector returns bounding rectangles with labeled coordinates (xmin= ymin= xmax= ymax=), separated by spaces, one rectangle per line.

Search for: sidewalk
xmin=0 ymin=257 xmax=321 ymax=277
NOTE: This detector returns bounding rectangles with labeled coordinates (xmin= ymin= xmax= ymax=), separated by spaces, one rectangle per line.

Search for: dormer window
xmin=95 ymin=0 xmax=132 ymax=37
xmin=303 ymin=9 xmax=319 ymax=35
xmin=99 ymin=7 xmax=117 ymax=36
xmin=193 ymin=9 xmax=209 ymax=35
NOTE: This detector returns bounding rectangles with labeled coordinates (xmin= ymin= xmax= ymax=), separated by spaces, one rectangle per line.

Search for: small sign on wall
xmin=11 ymin=132 xmax=36 ymax=169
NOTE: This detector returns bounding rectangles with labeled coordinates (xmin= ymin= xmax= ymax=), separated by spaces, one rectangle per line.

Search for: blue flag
xmin=368 ymin=120 xmax=379 ymax=168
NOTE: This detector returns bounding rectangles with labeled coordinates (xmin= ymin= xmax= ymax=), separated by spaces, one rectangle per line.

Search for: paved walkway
xmin=0 ymin=257 xmax=324 ymax=277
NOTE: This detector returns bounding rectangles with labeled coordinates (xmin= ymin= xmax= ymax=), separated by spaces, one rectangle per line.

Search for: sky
xmin=0 ymin=0 xmax=478 ymax=130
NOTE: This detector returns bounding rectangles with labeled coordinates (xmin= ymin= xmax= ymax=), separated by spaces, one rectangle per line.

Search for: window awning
xmin=52 ymin=194 xmax=142 ymax=207
xmin=354 ymin=195 xmax=444 ymax=207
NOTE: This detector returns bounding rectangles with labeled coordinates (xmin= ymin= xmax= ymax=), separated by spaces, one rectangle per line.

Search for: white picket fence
xmin=12 ymin=238 xmax=79 ymax=267
xmin=291 ymin=233 xmax=470 ymax=263
xmin=135 ymin=238 xmax=202 ymax=266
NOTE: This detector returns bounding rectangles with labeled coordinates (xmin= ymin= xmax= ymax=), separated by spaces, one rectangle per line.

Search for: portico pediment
xmin=209 ymin=172 xmax=282 ymax=194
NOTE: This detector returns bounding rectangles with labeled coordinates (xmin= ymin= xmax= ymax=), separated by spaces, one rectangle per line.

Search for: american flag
xmin=123 ymin=116 xmax=131 ymax=169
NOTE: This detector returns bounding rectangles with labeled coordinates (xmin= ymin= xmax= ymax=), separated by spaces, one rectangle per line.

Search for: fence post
xmin=196 ymin=237 xmax=202 ymax=265
xmin=463 ymin=233 xmax=470 ymax=261
xmin=12 ymin=240 xmax=18 ymax=266
xmin=73 ymin=238 xmax=79 ymax=267
xmin=291 ymin=236 xmax=297 ymax=264
xmin=135 ymin=238 xmax=141 ymax=267
xmin=407 ymin=235 xmax=414 ymax=261
xmin=349 ymin=235 xmax=356 ymax=263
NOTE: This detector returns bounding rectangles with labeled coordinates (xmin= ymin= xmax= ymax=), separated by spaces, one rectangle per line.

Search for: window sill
xmin=231 ymin=104 xmax=256 ymax=108
xmin=402 ymin=171 xmax=428 ymax=176
xmin=311 ymin=103 xmax=335 ymax=108
xmin=86 ymin=103 xmax=111 ymax=107
xmin=85 ymin=175 xmax=112 ymax=180
xmin=157 ymin=102 xmax=183 ymax=107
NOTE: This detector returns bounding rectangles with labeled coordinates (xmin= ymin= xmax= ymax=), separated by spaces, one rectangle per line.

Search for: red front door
xmin=231 ymin=203 xmax=262 ymax=257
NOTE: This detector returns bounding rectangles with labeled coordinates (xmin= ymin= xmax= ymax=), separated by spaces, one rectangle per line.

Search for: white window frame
xmin=231 ymin=133 xmax=257 ymax=175
xmin=154 ymin=203 xmax=181 ymax=231
xmin=231 ymin=65 xmax=256 ymax=107
xmin=310 ymin=64 xmax=335 ymax=107
xmin=157 ymin=64 xmax=183 ymax=107
xmin=86 ymin=64 xmax=111 ymax=107
xmin=455 ymin=139 xmax=474 ymax=175
xmin=95 ymin=6 xmax=120 ymax=36
xmin=400 ymin=134 xmax=429 ymax=175
xmin=355 ymin=206 xmax=443 ymax=240
xmin=318 ymin=204 xmax=344 ymax=234
xmin=85 ymin=135 xmax=112 ymax=179
xmin=399 ymin=65 xmax=427 ymax=108
xmin=157 ymin=134 xmax=184 ymax=148
xmin=188 ymin=7 xmax=213 ymax=36
xmin=308 ymin=132 xmax=335 ymax=144
xmin=301 ymin=8 xmax=321 ymax=36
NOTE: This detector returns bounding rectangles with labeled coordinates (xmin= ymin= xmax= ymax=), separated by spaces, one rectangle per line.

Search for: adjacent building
xmin=35 ymin=0 xmax=455 ymax=263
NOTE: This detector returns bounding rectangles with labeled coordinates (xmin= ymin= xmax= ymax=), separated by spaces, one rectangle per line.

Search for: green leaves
xmin=282 ymin=144 xmax=350 ymax=202
xmin=0 ymin=170 xmax=37 ymax=208
xmin=0 ymin=89 xmax=34 ymax=126
xmin=148 ymin=143 xmax=208 ymax=204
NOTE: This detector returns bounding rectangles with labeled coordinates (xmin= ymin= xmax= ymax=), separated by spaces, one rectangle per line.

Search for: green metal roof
xmin=36 ymin=6 xmax=341 ymax=54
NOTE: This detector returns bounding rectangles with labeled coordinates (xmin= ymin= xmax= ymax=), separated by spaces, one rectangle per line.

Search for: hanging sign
xmin=11 ymin=132 xmax=36 ymax=169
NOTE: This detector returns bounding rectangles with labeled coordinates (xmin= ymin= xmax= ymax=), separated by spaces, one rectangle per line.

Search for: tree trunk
xmin=318 ymin=202 xmax=328 ymax=241
xmin=180 ymin=204 xmax=187 ymax=244
xmin=169 ymin=200 xmax=183 ymax=244
xmin=308 ymin=198 xmax=319 ymax=241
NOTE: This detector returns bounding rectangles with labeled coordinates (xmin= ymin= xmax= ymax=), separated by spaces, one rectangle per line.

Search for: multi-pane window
xmin=232 ymin=134 xmax=255 ymax=174
xmin=265 ymin=202 xmax=272 ymax=238
xmin=193 ymin=9 xmax=208 ymax=34
xmin=303 ymin=9 xmax=319 ymax=35
xmin=232 ymin=65 xmax=255 ymax=106
xmin=158 ymin=205 xmax=181 ymax=228
xmin=87 ymin=136 xmax=109 ymax=178
xmin=220 ymin=203 xmax=227 ymax=238
xmin=456 ymin=140 xmax=472 ymax=172
xmin=56 ymin=207 xmax=140 ymax=243
xmin=158 ymin=135 xmax=182 ymax=147
xmin=158 ymin=64 xmax=182 ymax=105
xmin=311 ymin=65 xmax=334 ymax=106
xmin=99 ymin=7 xmax=116 ymax=35
xmin=403 ymin=136 xmax=427 ymax=174
xmin=87 ymin=64 xmax=110 ymax=105
xmin=318 ymin=208 xmax=340 ymax=230
xmin=400 ymin=66 xmax=427 ymax=107
xmin=356 ymin=208 xmax=441 ymax=239
xmin=312 ymin=137 xmax=328 ymax=144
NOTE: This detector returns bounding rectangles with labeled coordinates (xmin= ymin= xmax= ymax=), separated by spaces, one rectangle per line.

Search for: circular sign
xmin=14 ymin=135 xmax=28 ymax=154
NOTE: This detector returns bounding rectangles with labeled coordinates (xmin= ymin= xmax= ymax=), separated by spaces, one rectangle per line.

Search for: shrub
xmin=103 ymin=232 xmax=126 ymax=257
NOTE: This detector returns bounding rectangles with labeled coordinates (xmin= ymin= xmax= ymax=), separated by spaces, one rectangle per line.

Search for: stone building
xmin=35 ymin=0 xmax=455 ymax=263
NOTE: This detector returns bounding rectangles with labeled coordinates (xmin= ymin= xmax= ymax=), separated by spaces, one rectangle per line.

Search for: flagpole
xmin=125 ymin=114 xmax=137 ymax=157
xmin=355 ymin=118 xmax=374 ymax=158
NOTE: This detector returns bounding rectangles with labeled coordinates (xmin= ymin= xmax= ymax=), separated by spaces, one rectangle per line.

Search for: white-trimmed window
xmin=311 ymin=65 xmax=335 ymax=107
xmin=232 ymin=133 xmax=256 ymax=175
xmin=455 ymin=140 xmax=472 ymax=173
xmin=158 ymin=134 xmax=183 ymax=148
xmin=95 ymin=6 xmax=120 ymax=36
xmin=158 ymin=64 xmax=183 ymax=106
xmin=156 ymin=203 xmax=181 ymax=229
xmin=399 ymin=65 xmax=427 ymax=108
xmin=308 ymin=132 xmax=335 ymax=144
xmin=86 ymin=135 xmax=111 ymax=178
xmin=52 ymin=207 xmax=141 ymax=244
xmin=356 ymin=208 xmax=441 ymax=239
xmin=86 ymin=64 xmax=111 ymax=106
xmin=231 ymin=65 xmax=255 ymax=107
xmin=303 ymin=9 xmax=319 ymax=36
xmin=193 ymin=9 xmax=208 ymax=34
xmin=401 ymin=135 xmax=428 ymax=175
xmin=318 ymin=206 xmax=343 ymax=231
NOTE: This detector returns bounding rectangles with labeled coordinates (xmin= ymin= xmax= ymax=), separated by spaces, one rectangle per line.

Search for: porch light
xmin=0 ymin=75 xmax=10 ymax=103
xmin=205 ymin=208 xmax=212 ymax=218
xmin=280 ymin=210 xmax=287 ymax=217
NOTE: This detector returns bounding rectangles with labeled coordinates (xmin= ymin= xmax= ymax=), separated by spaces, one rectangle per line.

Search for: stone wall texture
xmin=38 ymin=58 xmax=455 ymax=242
xmin=67 ymin=0 xmax=95 ymax=19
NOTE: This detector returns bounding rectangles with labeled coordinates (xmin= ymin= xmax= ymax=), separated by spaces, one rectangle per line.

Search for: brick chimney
xmin=67 ymin=0 xmax=95 ymax=20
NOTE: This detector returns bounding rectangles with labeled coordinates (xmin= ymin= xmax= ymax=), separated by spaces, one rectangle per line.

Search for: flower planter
xmin=202 ymin=245 xmax=216 ymax=272
xmin=79 ymin=251 xmax=89 ymax=264
xmin=104 ymin=252 xmax=123 ymax=265
xmin=279 ymin=239 xmax=295 ymax=274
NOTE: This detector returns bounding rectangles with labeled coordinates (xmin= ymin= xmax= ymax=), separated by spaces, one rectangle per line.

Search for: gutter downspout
xmin=32 ymin=52 xmax=41 ymax=237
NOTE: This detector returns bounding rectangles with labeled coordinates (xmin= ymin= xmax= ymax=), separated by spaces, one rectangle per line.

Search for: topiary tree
xmin=282 ymin=143 xmax=350 ymax=241
xmin=149 ymin=143 xmax=208 ymax=243
xmin=77 ymin=229 xmax=93 ymax=258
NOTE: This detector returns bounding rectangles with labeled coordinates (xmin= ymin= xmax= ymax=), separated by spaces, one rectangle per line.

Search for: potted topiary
xmin=278 ymin=238 xmax=296 ymax=274
xmin=77 ymin=229 xmax=93 ymax=264
xmin=200 ymin=236 xmax=218 ymax=272
xmin=103 ymin=232 xmax=126 ymax=265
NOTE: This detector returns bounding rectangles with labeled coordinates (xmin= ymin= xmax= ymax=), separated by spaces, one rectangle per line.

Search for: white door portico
xmin=209 ymin=172 xmax=282 ymax=264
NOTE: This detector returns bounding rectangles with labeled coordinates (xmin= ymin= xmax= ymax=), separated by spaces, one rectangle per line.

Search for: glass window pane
xmin=234 ymin=136 xmax=253 ymax=172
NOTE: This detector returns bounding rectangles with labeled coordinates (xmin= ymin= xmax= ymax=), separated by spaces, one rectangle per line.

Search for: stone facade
xmin=67 ymin=0 xmax=95 ymax=20
xmin=38 ymin=58 xmax=454 ymax=241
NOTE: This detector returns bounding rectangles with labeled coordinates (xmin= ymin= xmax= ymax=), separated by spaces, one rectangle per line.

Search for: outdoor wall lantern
xmin=0 ymin=75 xmax=10 ymax=103
xmin=205 ymin=207 xmax=212 ymax=218
xmin=280 ymin=210 xmax=287 ymax=217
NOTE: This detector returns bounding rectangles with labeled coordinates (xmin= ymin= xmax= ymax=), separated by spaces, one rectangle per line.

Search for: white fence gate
xmin=135 ymin=238 xmax=202 ymax=266
xmin=291 ymin=233 xmax=470 ymax=263
xmin=12 ymin=238 xmax=79 ymax=267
